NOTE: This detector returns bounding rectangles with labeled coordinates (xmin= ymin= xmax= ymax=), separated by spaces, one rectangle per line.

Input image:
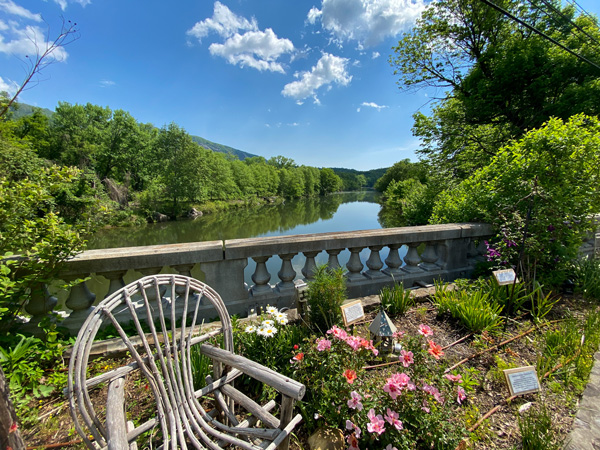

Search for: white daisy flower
xmin=266 ymin=306 xmax=279 ymax=315
xmin=245 ymin=325 xmax=257 ymax=333
xmin=275 ymin=312 xmax=288 ymax=325
xmin=261 ymin=325 xmax=278 ymax=338
xmin=261 ymin=319 xmax=275 ymax=327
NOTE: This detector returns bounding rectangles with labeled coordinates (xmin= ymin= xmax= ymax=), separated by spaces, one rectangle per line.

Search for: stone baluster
xmin=251 ymin=256 xmax=272 ymax=296
xmin=419 ymin=242 xmax=440 ymax=271
xmin=63 ymin=275 xmax=97 ymax=335
xmin=302 ymin=251 xmax=320 ymax=280
xmin=101 ymin=270 xmax=127 ymax=300
xmin=276 ymin=253 xmax=298 ymax=292
xmin=383 ymin=244 xmax=403 ymax=278
xmin=23 ymin=283 xmax=57 ymax=335
xmin=346 ymin=247 xmax=365 ymax=281
xmin=364 ymin=245 xmax=385 ymax=279
xmin=137 ymin=267 xmax=165 ymax=302
xmin=326 ymin=249 xmax=342 ymax=271
xmin=402 ymin=243 xmax=423 ymax=273
xmin=174 ymin=264 xmax=199 ymax=316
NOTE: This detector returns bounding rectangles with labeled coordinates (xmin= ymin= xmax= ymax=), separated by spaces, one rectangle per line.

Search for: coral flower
xmin=427 ymin=340 xmax=444 ymax=359
xmin=290 ymin=353 xmax=304 ymax=364
xmin=347 ymin=432 xmax=360 ymax=450
xmin=418 ymin=324 xmax=433 ymax=336
xmin=343 ymin=369 xmax=357 ymax=384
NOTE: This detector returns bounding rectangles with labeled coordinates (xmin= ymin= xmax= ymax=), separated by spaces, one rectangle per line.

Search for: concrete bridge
xmin=20 ymin=223 xmax=598 ymax=336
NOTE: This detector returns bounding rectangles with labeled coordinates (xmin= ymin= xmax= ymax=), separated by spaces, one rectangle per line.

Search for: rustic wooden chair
xmin=67 ymin=274 xmax=305 ymax=450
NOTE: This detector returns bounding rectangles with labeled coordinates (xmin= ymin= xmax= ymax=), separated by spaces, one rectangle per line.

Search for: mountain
xmin=332 ymin=167 xmax=388 ymax=188
xmin=9 ymin=103 xmax=54 ymax=120
xmin=190 ymin=135 xmax=257 ymax=160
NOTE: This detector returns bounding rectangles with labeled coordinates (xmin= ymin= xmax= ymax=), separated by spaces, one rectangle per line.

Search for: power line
xmin=477 ymin=0 xmax=600 ymax=71
xmin=529 ymin=0 xmax=600 ymax=47
xmin=565 ymin=0 xmax=598 ymax=25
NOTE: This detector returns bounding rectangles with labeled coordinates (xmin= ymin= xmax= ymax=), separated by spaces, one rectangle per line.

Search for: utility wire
xmin=477 ymin=0 xmax=600 ymax=71
xmin=566 ymin=0 xmax=598 ymax=25
xmin=528 ymin=0 xmax=600 ymax=46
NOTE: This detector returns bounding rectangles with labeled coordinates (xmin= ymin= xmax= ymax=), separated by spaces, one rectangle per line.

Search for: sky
xmin=1 ymin=0 xmax=599 ymax=171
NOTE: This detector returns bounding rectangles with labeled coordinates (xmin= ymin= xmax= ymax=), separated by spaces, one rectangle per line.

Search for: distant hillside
xmin=9 ymin=103 xmax=54 ymax=120
xmin=332 ymin=167 xmax=388 ymax=188
xmin=190 ymin=135 xmax=257 ymax=160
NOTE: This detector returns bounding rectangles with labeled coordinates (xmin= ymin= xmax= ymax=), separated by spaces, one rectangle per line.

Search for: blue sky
xmin=1 ymin=0 xmax=598 ymax=170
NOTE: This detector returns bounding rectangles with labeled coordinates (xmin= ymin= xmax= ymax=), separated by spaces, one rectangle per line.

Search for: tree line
xmin=2 ymin=101 xmax=353 ymax=219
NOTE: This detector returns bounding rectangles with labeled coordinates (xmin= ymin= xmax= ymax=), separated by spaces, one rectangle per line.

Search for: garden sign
xmin=503 ymin=366 xmax=540 ymax=396
xmin=341 ymin=300 xmax=365 ymax=326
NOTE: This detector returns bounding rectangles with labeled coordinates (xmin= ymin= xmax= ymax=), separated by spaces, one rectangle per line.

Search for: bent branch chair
xmin=67 ymin=274 xmax=305 ymax=450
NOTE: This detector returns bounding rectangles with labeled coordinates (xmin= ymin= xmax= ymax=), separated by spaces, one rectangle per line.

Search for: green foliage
xmin=374 ymin=159 xmax=427 ymax=193
xmin=571 ymin=256 xmax=600 ymax=301
xmin=306 ymin=266 xmax=347 ymax=333
xmin=379 ymin=282 xmax=414 ymax=316
xmin=392 ymin=0 xmax=600 ymax=177
xmin=432 ymin=115 xmax=600 ymax=285
xmin=319 ymin=168 xmax=343 ymax=195
xmin=518 ymin=403 xmax=562 ymax=450
xmin=432 ymin=281 xmax=504 ymax=333
xmin=189 ymin=344 xmax=212 ymax=390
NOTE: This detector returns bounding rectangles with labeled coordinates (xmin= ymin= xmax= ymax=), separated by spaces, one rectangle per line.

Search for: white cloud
xmin=282 ymin=52 xmax=351 ymax=103
xmin=188 ymin=2 xmax=294 ymax=73
xmin=307 ymin=0 xmax=425 ymax=47
xmin=0 ymin=75 xmax=18 ymax=96
xmin=100 ymin=79 xmax=115 ymax=87
xmin=0 ymin=23 xmax=68 ymax=61
xmin=0 ymin=0 xmax=42 ymax=22
xmin=357 ymin=101 xmax=388 ymax=112
xmin=209 ymin=28 xmax=293 ymax=73
xmin=187 ymin=1 xmax=257 ymax=41
xmin=372 ymin=51 xmax=380 ymax=59
xmin=52 ymin=0 xmax=90 ymax=11
xmin=307 ymin=7 xmax=322 ymax=24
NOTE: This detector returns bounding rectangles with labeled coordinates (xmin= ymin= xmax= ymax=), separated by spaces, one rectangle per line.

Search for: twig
xmin=442 ymin=333 xmax=473 ymax=350
xmin=444 ymin=319 xmax=563 ymax=373
xmin=26 ymin=439 xmax=83 ymax=450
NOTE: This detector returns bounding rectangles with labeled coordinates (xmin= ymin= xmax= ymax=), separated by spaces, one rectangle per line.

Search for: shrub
xmin=572 ymin=256 xmax=600 ymax=301
xmin=306 ymin=265 xmax=346 ymax=333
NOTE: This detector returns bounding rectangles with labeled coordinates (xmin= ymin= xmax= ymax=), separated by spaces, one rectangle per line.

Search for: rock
xmin=518 ymin=402 xmax=533 ymax=414
xmin=151 ymin=212 xmax=169 ymax=223
xmin=308 ymin=427 xmax=345 ymax=450
xmin=187 ymin=208 xmax=203 ymax=218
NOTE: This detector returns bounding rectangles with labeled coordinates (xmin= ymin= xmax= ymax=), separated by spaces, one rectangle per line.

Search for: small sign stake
xmin=341 ymin=300 xmax=365 ymax=326
xmin=493 ymin=268 xmax=518 ymax=286
xmin=503 ymin=366 xmax=540 ymax=396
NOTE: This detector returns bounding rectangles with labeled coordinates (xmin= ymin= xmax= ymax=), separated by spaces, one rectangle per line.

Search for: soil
xmin=21 ymin=293 xmax=599 ymax=450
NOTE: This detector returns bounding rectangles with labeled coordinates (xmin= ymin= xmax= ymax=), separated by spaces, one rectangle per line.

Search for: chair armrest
xmin=199 ymin=344 xmax=305 ymax=401
xmin=106 ymin=377 xmax=128 ymax=450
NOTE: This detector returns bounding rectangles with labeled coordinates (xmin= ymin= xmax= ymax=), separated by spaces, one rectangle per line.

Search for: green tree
xmin=374 ymin=159 xmax=427 ymax=192
xmin=392 ymin=0 xmax=600 ymax=176
xmin=319 ymin=168 xmax=342 ymax=195
xmin=431 ymin=114 xmax=600 ymax=284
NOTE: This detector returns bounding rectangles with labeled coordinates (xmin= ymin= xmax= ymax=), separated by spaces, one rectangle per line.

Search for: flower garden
xmin=11 ymin=255 xmax=600 ymax=450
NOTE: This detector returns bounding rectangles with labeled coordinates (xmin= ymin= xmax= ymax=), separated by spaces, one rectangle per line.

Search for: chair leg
xmin=278 ymin=396 xmax=295 ymax=450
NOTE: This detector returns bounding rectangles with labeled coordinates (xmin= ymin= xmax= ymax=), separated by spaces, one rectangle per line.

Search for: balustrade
xmin=18 ymin=223 xmax=497 ymax=337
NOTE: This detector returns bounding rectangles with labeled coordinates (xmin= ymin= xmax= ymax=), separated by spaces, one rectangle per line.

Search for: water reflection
xmin=89 ymin=191 xmax=383 ymax=249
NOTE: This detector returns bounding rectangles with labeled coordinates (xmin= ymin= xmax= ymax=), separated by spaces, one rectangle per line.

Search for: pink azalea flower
xmin=383 ymin=372 xmax=414 ymax=399
xmin=444 ymin=373 xmax=462 ymax=383
xmin=422 ymin=383 xmax=444 ymax=404
xmin=347 ymin=391 xmax=363 ymax=411
xmin=418 ymin=324 xmax=433 ymax=337
xmin=327 ymin=325 xmax=348 ymax=341
xmin=457 ymin=386 xmax=467 ymax=404
xmin=427 ymin=340 xmax=444 ymax=359
xmin=399 ymin=349 xmax=414 ymax=367
xmin=316 ymin=338 xmax=332 ymax=351
xmin=366 ymin=409 xmax=386 ymax=435
xmin=343 ymin=369 xmax=357 ymax=384
xmin=384 ymin=408 xmax=404 ymax=431
xmin=392 ymin=330 xmax=405 ymax=339
xmin=346 ymin=420 xmax=361 ymax=438
xmin=345 ymin=335 xmax=362 ymax=351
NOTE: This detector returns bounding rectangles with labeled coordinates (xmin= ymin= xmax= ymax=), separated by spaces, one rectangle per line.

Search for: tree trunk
xmin=0 ymin=366 xmax=25 ymax=450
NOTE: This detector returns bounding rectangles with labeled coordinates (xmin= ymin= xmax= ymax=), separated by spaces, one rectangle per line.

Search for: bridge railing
xmin=21 ymin=223 xmax=498 ymax=335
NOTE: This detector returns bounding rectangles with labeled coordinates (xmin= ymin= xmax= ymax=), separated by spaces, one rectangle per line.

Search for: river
xmin=87 ymin=191 xmax=404 ymax=287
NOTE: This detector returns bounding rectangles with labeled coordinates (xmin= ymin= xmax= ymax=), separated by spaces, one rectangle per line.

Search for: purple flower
xmin=547 ymin=224 xmax=555 ymax=232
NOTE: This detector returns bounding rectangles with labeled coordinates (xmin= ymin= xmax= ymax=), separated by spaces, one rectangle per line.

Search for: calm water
xmin=89 ymin=191 xmax=385 ymax=249
xmin=86 ymin=191 xmax=402 ymax=289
